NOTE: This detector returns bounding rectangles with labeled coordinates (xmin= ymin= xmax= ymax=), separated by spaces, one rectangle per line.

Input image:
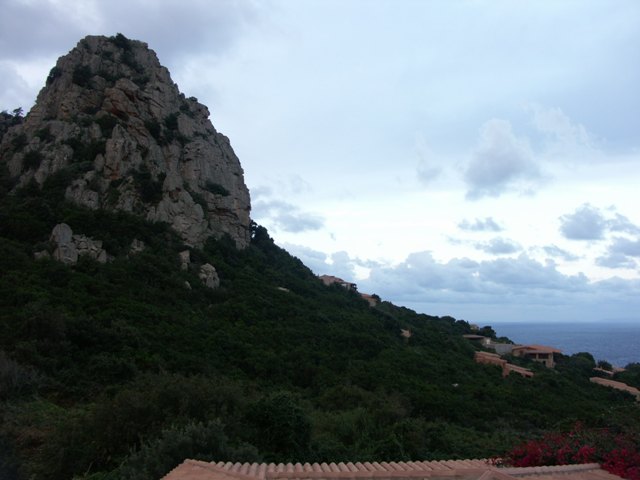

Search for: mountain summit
xmin=0 ymin=34 xmax=251 ymax=248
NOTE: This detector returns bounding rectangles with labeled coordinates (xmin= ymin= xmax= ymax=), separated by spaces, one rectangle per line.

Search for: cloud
xmin=596 ymin=252 xmax=637 ymax=269
xmin=0 ymin=1 xmax=263 ymax=62
xmin=609 ymin=237 xmax=640 ymax=257
xmin=414 ymin=134 xmax=442 ymax=185
xmin=464 ymin=119 xmax=540 ymax=200
xmin=458 ymin=217 xmax=502 ymax=232
xmin=252 ymin=199 xmax=324 ymax=233
xmin=559 ymin=203 xmax=606 ymax=240
xmin=559 ymin=204 xmax=640 ymax=242
xmin=529 ymin=103 xmax=595 ymax=152
xmin=0 ymin=0 xmax=266 ymax=109
xmin=276 ymin=242 xmax=640 ymax=322
xmin=608 ymin=213 xmax=640 ymax=235
xmin=474 ymin=237 xmax=521 ymax=255
xmin=0 ymin=61 xmax=32 ymax=110
xmin=542 ymin=245 xmax=579 ymax=261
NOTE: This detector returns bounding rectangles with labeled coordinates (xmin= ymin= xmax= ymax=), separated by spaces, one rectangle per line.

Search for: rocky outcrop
xmin=47 ymin=223 xmax=108 ymax=264
xmin=0 ymin=34 xmax=251 ymax=248
xmin=199 ymin=263 xmax=220 ymax=289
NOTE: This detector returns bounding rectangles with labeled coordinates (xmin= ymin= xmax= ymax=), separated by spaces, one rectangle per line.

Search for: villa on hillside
xmin=474 ymin=351 xmax=534 ymax=378
xmin=319 ymin=274 xmax=380 ymax=307
xmin=590 ymin=377 xmax=640 ymax=401
xmin=511 ymin=345 xmax=561 ymax=368
xmin=319 ymin=275 xmax=357 ymax=291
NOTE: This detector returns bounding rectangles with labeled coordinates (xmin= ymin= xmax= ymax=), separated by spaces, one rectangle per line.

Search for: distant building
xmin=360 ymin=293 xmax=379 ymax=307
xmin=474 ymin=351 xmax=534 ymax=379
xmin=590 ymin=377 xmax=640 ymax=401
xmin=319 ymin=275 xmax=357 ymax=291
xmin=511 ymin=345 xmax=562 ymax=368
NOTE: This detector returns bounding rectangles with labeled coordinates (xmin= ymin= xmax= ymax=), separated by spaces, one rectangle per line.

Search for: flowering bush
xmin=497 ymin=423 xmax=640 ymax=480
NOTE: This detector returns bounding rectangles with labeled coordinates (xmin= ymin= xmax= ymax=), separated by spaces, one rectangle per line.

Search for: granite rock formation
xmin=0 ymin=34 xmax=251 ymax=248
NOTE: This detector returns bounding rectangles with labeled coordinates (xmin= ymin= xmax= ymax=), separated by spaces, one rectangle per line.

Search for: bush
xmin=72 ymin=65 xmax=92 ymax=87
xmin=95 ymin=115 xmax=118 ymax=136
xmin=23 ymin=151 xmax=44 ymax=171
xmin=204 ymin=181 xmax=230 ymax=196
xmin=497 ymin=423 xmax=640 ymax=480
xmin=116 ymin=420 xmax=260 ymax=480
xmin=46 ymin=66 xmax=62 ymax=85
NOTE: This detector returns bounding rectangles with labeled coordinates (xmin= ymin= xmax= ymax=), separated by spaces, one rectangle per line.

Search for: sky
xmin=2 ymin=0 xmax=640 ymax=324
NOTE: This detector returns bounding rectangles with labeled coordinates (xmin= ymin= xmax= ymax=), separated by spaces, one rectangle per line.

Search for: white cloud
xmin=529 ymin=103 xmax=596 ymax=153
xmin=474 ymin=237 xmax=521 ymax=255
xmin=458 ymin=217 xmax=502 ymax=232
xmin=596 ymin=252 xmax=637 ymax=270
xmin=559 ymin=204 xmax=606 ymax=240
xmin=542 ymin=245 xmax=579 ymax=262
xmin=610 ymin=237 xmax=640 ymax=257
xmin=252 ymin=199 xmax=324 ymax=233
xmin=464 ymin=119 xmax=540 ymax=200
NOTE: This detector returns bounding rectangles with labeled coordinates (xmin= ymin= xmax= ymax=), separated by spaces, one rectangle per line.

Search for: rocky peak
xmin=0 ymin=34 xmax=251 ymax=248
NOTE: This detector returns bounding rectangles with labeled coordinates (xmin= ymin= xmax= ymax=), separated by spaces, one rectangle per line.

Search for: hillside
xmin=1 ymin=35 xmax=639 ymax=480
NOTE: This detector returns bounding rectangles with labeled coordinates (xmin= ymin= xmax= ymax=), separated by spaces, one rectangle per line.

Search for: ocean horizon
xmin=490 ymin=320 xmax=640 ymax=368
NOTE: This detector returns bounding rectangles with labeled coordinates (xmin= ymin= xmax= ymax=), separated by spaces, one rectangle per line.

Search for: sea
xmin=491 ymin=321 xmax=640 ymax=368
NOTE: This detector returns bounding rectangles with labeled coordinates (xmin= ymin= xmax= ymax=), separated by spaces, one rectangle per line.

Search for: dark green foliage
xmin=95 ymin=115 xmax=118 ymax=136
xmin=204 ymin=181 xmax=230 ymax=196
xmin=246 ymin=391 xmax=312 ymax=460
xmin=132 ymin=165 xmax=165 ymax=204
xmin=116 ymin=421 xmax=260 ymax=480
xmin=0 ymin=185 xmax=639 ymax=479
xmin=164 ymin=113 xmax=179 ymax=131
xmin=64 ymin=137 xmax=106 ymax=164
xmin=615 ymin=363 xmax=640 ymax=389
xmin=144 ymin=119 xmax=161 ymax=141
xmin=111 ymin=33 xmax=132 ymax=51
xmin=34 ymin=126 xmax=54 ymax=143
xmin=46 ymin=66 xmax=62 ymax=85
xmin=22 ymin=151 xmax=43 ymax=171
xmin=11 ymin=133 xmax=27 ymax=151
xmin=72 ymin=65 xmax=92 ymax=87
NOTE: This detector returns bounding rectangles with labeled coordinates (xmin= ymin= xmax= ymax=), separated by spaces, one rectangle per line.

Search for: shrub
xmin=133 ymin=166 xmax=165 ymax=204
xmin=204 ymin=181 xmax=230 ymax=196
xmin=144 ymin=119 xmax=161 ymax=142
xmin=72 ymin=65 xmax=92 ymax=87
xmin=111 ymin=33 xmax=132 ymax=51
xmin=46 ymin=66 xmax=62 ymax=85
xmin=34 ymin=126 xmax=54 ymax=142
xmin=116 ymin=420 xmax=260 ymax=480
xmin=95 ymin=115 xmax=118 ymax=137
xmin=23 ymin=151 xmax=44 ymax=171
xmin=11 ymin=133 xmax=27 ymax=150
xmin=497 ymin=423 xmax=640 ymax=480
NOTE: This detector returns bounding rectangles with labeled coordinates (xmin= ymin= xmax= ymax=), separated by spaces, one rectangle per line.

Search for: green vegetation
xmin=205 ymin=181 xmax=230 ymax=196
xmin=22 ymin=151 xmax=44 ymax=171
xmin=0 ymin=167 xmax=639 ymax=480
xmin=72 ymin=65 xmax=93 ymax=87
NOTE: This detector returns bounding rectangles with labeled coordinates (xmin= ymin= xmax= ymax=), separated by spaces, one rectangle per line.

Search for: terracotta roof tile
xmin=161 ymin=460 xmax=622 ymax=480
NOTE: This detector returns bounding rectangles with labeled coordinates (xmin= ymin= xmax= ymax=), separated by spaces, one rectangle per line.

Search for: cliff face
xmin=0 ymin=34 xmax=251 ymax=248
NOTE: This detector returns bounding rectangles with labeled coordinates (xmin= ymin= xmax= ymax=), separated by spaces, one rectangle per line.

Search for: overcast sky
xmin=2 ymin=0 xmax=639 ymax=324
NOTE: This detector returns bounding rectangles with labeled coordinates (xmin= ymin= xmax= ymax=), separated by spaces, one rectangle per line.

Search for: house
xmin=319 ymin=275 xmax=357 ymax=291
xmin=463 ymin=334 xmax=491 ymax=347
xmin=474 ymin=352 xmax=533 ymax=379
xmin=590 ymin=377 xmax=640 ymax=401
xmin=162 ymin=458 xmax=622 ymax=480
xmin=511 ymin=345 xmax=561 ymax=368
xmin=360 ymin=293 xmax=379 ymax=307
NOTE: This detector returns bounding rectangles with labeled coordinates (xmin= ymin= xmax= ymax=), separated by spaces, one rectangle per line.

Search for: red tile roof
xmin=161 ymin=460 xmax=622 ymax=480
